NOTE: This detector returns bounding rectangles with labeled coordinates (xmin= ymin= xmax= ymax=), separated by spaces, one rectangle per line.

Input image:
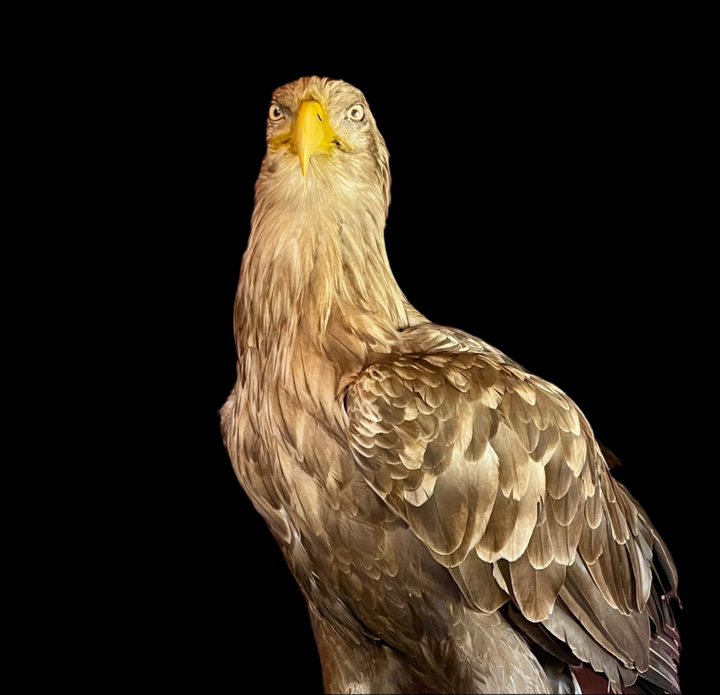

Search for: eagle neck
xmin=236 ymin=187 xmax=409 ymax=364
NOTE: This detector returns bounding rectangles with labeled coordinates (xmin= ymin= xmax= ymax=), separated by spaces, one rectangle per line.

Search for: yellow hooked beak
xmin=295 ymin=100 xmax=335 ymax=176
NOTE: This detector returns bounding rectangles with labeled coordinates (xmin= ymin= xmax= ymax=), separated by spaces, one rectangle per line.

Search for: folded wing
xmin=345 ymin=330 xmax=680 ymax=692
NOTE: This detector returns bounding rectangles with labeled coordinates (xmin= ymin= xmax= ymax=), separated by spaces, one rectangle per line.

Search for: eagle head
xmin=258 ymin=77 xmax=391 ymax=215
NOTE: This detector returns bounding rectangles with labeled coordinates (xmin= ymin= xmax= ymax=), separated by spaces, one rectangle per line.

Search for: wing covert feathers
xmin=346 ymin=337 xmax=680 ymax=692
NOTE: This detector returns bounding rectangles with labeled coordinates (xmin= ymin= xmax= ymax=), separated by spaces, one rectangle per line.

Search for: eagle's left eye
xmin=347 ymin=104 xmax=365 ymax=121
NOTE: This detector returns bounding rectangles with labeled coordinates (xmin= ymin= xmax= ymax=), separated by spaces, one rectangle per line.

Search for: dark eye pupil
xmin=273 ymin=107 xmax=281 ymax=116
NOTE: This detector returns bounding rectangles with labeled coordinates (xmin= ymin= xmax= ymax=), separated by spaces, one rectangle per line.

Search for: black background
xmin=145 ymin=47 xmax=705 ymax=693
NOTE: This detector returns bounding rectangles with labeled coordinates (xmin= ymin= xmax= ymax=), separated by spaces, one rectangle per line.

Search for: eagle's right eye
xmin=269 ymin=103 xmax=284 ymax=121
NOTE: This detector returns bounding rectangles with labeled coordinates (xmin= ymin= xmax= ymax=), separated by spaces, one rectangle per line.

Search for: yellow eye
xmin=347 ymin=104 xmax=365 ymax=121
xmin=268 ymin=103 xmax=284 ymax=121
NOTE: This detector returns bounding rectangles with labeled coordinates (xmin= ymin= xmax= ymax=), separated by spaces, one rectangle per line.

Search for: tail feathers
xmin=633 ymin=510 xmax=681 ymax=694
xmin=630 ymin=592 xmax=681 ymax=694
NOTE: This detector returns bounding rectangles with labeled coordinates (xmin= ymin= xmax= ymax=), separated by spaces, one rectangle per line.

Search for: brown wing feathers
xmin=347 ymin=344 xmax=680 ymax=691
xmin=348 ymin=351 xmax=604 ymax=611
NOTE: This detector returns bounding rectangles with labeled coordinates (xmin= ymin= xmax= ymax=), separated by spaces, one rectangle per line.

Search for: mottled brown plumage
xmin=221 ymin=76 xmax=681 ymax=694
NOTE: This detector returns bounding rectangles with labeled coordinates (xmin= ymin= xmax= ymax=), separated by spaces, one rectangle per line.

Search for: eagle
xmin=220 ymin=76 xmax=681 ymax=694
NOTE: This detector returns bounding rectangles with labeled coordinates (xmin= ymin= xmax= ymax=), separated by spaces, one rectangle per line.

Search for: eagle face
xmin=259 ymin=77 xmax=390 ymax=213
